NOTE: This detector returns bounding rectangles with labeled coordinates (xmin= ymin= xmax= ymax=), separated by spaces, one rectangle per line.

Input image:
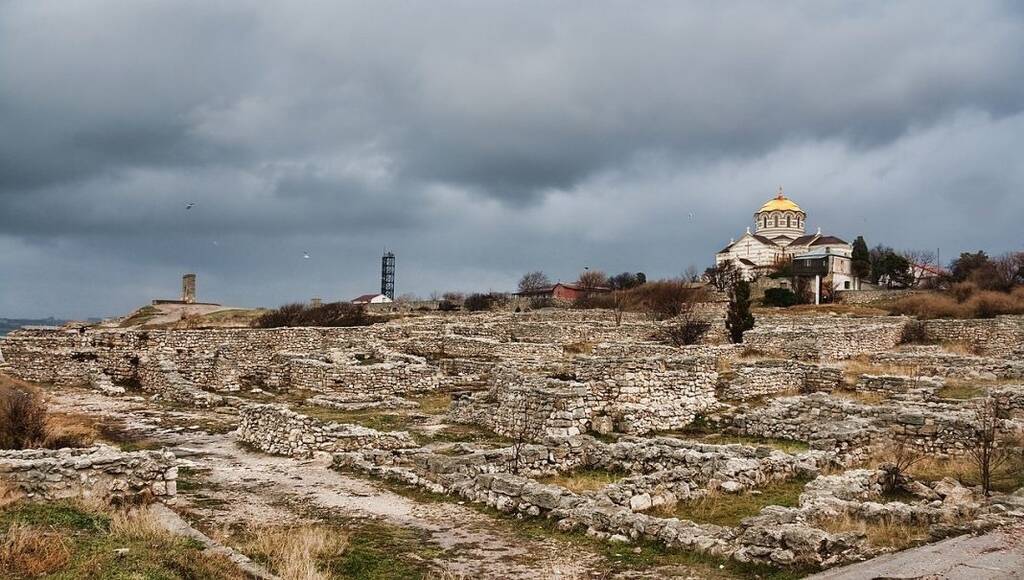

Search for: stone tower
xmin=182 ymin=274 xmax=197 ymax=304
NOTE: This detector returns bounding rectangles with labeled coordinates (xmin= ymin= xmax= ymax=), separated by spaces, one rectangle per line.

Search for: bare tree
xmin=578 ymin=269 xmax=609 ymax=290
xmin=612 ymin=290 xmax=628 ymax=326
xmin=507 ymin=397 xmax=546 ymax=474
xmin=966 ymin=397 xmax=1015 ymax=496
xmin=901 ymin=249 xmax=938 ymax=288
xmin=517 ymin=271 xmax=552 ymax=293
xmin=704 ymin=260 xmax=741 ymax=292
xmin=682 ymin=265 xmax=701 ymax=283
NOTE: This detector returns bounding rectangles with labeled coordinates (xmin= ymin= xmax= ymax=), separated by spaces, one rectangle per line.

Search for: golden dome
xmin=757 ymin=190 xmax=803 ymax=214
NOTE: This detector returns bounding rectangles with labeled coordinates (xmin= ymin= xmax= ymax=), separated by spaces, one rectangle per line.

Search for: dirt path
xmin=44 ymin=387 xmax=602 ymax=578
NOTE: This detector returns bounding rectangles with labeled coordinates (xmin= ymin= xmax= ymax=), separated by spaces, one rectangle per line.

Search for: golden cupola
xmin=754 ymin=187 xmax=806 ymax=240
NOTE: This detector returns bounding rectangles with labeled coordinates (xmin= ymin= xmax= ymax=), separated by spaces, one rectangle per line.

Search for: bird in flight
xmin=303 ymin=252 xmax=310 ymax=260
xmin=185 ymin=202 xmax=195 ymax=210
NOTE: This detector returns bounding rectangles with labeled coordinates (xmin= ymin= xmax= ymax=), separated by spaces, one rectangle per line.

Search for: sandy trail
xmin=44 ymin=387 xmax=601 ymax=578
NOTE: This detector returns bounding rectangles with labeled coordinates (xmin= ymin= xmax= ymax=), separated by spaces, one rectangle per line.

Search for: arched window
xmin=786 ymin=215 xmax=791 ymax=227
xmin=762 ymin=216 xmax=768 ymax=228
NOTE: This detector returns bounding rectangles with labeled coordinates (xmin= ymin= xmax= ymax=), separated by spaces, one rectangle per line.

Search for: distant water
xmin=0 ymin=318 xmax=67 ymax=337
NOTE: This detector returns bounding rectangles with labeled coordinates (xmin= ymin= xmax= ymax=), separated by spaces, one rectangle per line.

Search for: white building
xmin=351 ymin=293 xmax=393 ymax=305
xmin=716 ymin=188 xmax=862 ymax=297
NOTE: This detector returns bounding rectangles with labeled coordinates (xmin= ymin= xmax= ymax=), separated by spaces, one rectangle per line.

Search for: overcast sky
xmin=2 ymin=1 xmax=1023 ymax=319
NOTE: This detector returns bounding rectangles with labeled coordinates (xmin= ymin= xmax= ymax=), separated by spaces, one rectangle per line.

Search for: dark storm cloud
xmin=1 ymin=1 xmax=1023 ymax=318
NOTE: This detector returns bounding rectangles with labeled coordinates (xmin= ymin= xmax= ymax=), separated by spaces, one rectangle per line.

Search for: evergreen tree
xmin=725 ymin=280 xmax=755 ymax=343
xmin=852 ymin=236 xmax=871 ymax=280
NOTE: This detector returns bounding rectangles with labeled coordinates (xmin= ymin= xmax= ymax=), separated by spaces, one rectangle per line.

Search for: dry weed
xmin=0 ymin=481 xmax=25 ymax=509
xmin=816 ymin=513 xmax=929 ymax=550
xmin=0 ymin=522 xmax=72 ymax=576
xmin=246 ymin=525 xmax=349 ymax=580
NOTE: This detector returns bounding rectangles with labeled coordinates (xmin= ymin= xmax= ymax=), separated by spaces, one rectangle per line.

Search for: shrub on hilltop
xmin=890 ymin=285 xmax=1024 ymax=319
xmin=251 ymin=302 xmax=375 ymax=328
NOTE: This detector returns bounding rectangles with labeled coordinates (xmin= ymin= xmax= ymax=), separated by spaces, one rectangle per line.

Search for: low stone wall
xmin=921 ymin=316 xmax=1024 ymax=359
xmin=867 ymin=346 xmax=1024 ymax=380
xmin=237 ymin=404 xmax=418 ymax=458
xmin=743 ymin=316 xmax=908 ymax=361
xmin=0 ymin=445 xmax=177 ymax=502
xmin=837 ymin=289 xmax=925 ymax=304
xmin=726 ymin=393 xmax=1002 ymax=457
xmin=719 ymin=359 xmax=842 ymax=400
xmin=854 ymin=374 xmax=944 ymax=395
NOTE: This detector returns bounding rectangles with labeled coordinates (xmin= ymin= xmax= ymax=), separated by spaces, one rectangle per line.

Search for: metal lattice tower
xmin=380 ymin=251 xmax=395 ymax=300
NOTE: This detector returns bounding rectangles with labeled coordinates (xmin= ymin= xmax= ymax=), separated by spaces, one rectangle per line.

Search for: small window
xmin=844 ymin=281 xmax=850 ymax=289
xmin=786 ymin=215 xmax=791 ymax=227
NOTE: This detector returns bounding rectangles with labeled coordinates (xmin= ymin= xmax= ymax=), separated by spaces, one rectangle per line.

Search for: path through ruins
xmin=44 ymin=386 xmax=609 ymax=578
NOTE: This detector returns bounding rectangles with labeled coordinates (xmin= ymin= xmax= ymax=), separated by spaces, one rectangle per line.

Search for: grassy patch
xmin=413 ymin=392 xmax=452 ymax=415
xmin=297 ymin=405 xmax=413 ymax=432
xmin=0 ymin=500 xmax=243 ymax=578
xmin=378 ymin=477 xmax=806 ymax=579
xmin=267 ymin=499 xmax=444 ymax=580
xmin=661 ymin=424 xmax=809 ymax=454
xmin=118 ymin=305 xmax=161 ymax=327
xmin=655 ymin=478 xmax=810 ymax=527
xmin=417 ymin=423 xmax=512 ymax=446
xmin=537 ymin=469 xmax=624 ymax=493
xmin=936 ymin=383 xmax=987 ymax=400
xmin=243 ymin=525 xmax=348 ymax=579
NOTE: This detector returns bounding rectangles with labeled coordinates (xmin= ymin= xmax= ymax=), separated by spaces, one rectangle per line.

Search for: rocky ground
xmin=41 ymin=384 xmax=749 ymax=579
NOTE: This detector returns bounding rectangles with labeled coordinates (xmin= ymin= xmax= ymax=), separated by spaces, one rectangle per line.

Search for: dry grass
xmin=936 ymin=384 xmax=988 ymax=400
xmin=830 ymin=390 xmax=886 ymax=405
xmin=939 ymin=341 xmax=983 ymax=356
xmin=245 ymin=525 xmax=349 ymax=580
xmin=562 ymin=341 xmax=595 ymax=356
xmin=43 ymin=412 xmax=99 ymax=449
xmin=0 ymin=521 xmax=72 ymax=576
xmin=815 ymin=514 xmax=929 ymax=550
xmin=0 ymin=482 xmax=24 ymax=509
xmin=840 ymin=356 xmax=922 ymax=386
xmin=890 ymin=287 xmax=1024 ymax=320
xmin=537 ymin=469 xmax=624 ymax=493
xmin=1 ymin=376 xmax=97 ymax=450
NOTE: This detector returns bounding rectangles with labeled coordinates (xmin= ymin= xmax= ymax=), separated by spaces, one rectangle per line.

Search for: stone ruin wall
xmin=237 ymin=404 xmax=417 ymax=458
xmin=836 ymin=289 xmax=925 ymax=304
xmin=0 ymin=445 xmax=177 ymax=503
xmin=448 ymin=354 xmax=719 ymax=437
xmin=920 ymin=316 xmax=1024 ymax=359
xmin=725 ymin=393 xmax=1016 ymax=457
xmin=866 ymin=346 xmax=1024 ymax=379
xmin=718 ymin=359 xmax=843 ymax=401
xmin=742 ymin=316 xmax=908 ymax=361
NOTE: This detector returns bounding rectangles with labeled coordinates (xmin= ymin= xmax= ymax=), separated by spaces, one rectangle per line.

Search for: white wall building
xmin=716 ymin=188 xmax=861 ymax=294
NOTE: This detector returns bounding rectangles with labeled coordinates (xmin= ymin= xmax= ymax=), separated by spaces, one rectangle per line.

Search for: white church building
xmin=716 ymin=189 xmax=862 ymax=296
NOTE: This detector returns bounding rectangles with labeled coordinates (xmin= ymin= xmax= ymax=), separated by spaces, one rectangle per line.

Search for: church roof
xmin=717 ymin=232 xmax=778 ymax=254
xmin=789 ymin=233 xmax=849 ymax=247
xmin=757 ymin=192 xmax=803 ymax=214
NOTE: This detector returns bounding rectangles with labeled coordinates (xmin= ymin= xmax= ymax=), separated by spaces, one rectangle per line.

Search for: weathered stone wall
xmin=719 ymin=359 xmax=842 ymax=400
xmin=921 ymin=316 xmax=1024 ymax=359
xmin=727 ymin=393 xmax=1004 ymax=457
xmin=0 ymin=445 xmax=177 ymax=502
xmin=743 ymin=316 xmax=908 ymax=361
xmin=867 ymin=346 xmax=1024 ymax=380
xmin=237 ymin=404 xmax=418 ymax=458
xmin=836 ymin=289 xmax=925 ymax=304
xmin=449 ymin=354 xmax=719 ymax=437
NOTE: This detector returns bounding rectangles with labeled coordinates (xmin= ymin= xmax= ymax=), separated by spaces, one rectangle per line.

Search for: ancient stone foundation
xmin=237 ymin=404 xmax=418 ymax=458
xmin=0 ymin=445 xmax=178 ymax=502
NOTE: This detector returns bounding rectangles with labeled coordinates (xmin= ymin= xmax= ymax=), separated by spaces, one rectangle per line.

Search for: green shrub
xmin=762 ymin=288 xmax=799 ymax=307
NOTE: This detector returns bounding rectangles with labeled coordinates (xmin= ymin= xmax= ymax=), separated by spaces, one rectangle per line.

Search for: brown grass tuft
xmin=890 ymin=288 xmax=1024 ymax=319
xmin=0 ymin=522 xmax=72 ymax=576
xmin=245 ymin=525 xmax=349 ymax=580
xmin=816 ymin=514 xmax=929 ymax=549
